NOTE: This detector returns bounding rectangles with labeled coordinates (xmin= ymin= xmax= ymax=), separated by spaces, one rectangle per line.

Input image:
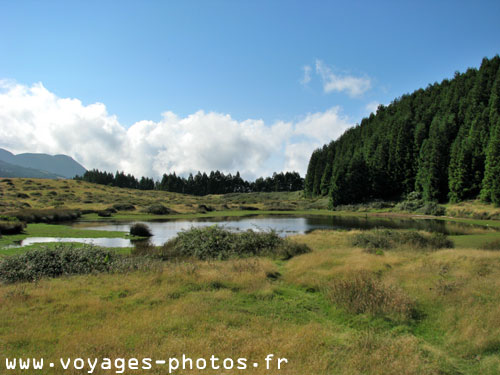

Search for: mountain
xmin=305 ymin=55 xmax=500 ymax=206
xmin=0 ymin=160 xmax=63 ymax=179
xmin=0 ymin=148 xmax=86 ymax=179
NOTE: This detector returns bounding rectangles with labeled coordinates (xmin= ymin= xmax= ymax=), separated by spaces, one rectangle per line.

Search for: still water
xmin=15 ymin=215 xmax=491 ymax=248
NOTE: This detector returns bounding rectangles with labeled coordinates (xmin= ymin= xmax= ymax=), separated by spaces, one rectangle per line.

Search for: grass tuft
xmin=325 ymin=271 xmax=418 ymax=322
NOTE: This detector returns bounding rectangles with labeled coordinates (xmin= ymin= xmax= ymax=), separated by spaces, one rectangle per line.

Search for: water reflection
xmin=12 ymin=215 xmax=493 ymax=248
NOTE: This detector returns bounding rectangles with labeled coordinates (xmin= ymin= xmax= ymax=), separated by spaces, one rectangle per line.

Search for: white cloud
xmin=0 ymin=81 xmax=354 ymax=179
xmin=315 ymin=60 xmax=371 ymax=97
xmin=300 ymin=65 xmax=312 ymax=85
xmin=284 ymin=107 xmax=352 ymax=172
xmin=365 ymin=101 xmax=382 ymax=115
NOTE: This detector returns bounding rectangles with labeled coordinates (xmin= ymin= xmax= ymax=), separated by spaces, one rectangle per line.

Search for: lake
xmin=14 ymin=214 xmax=493 ymax=248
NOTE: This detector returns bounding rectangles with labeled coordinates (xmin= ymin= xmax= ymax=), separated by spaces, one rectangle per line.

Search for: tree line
xmin=305 ymin=55 xmax=500 ymax=206
xmin=75 ymin=169 xmax=304 ymax=195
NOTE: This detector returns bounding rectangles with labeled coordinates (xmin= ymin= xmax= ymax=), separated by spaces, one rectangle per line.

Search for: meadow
xmin=0 ymin=178 xmax=500 ymax=374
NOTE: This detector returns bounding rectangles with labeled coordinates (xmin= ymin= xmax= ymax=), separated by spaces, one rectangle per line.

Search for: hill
xmin=0 ymin=148 xmax=86 ymax=179
xmin=305 ymin=56 xmax=500 ymax=206
xmin=0 ymin=160 xmax=63 ymax=179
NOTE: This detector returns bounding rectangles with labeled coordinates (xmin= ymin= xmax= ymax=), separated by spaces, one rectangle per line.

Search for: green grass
xmin=1 ymin=178 xmax=500 ymax=373
xmin=450 ymin=232 xmax=500 ymax=248
xmin=2 ymin=229 xmax=500 ymax=374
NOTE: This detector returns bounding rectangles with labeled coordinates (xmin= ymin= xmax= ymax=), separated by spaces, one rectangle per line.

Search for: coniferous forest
xmin=76 ymin=169 xmax=304 ymax=195
xmin=305 ymin=56 xmax=500 ymax=206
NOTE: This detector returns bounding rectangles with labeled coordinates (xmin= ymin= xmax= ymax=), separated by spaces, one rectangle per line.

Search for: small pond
xmin=12 ymin=214 xmax=495 ymax=248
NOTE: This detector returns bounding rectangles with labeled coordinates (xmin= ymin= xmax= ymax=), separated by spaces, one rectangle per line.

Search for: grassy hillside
xmin=0 ymin=178 xmax=327 ymax=215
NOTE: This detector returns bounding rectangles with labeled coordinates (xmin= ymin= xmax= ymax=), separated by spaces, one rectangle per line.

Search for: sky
xmin=0 ymin=0 xmax=499 ymax=180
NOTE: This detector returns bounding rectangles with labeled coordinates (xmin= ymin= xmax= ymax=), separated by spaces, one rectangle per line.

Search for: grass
xmin=0 ymin=229 xmax=499 ymax=374
xmin=1 ymin=178 xmax=500 ymax=374
xmin=0 ymin=178 xmax=317 ymax=214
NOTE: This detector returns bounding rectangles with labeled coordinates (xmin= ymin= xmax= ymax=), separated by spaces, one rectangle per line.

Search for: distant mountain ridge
xmin=0 ymin=159 xmax=63 ymax=179
xmin=0 ymin=148 xmax=86 ymax=179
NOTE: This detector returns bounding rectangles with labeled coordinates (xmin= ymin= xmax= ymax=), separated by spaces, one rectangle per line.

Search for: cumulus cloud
xmin=315 ymin=60 xmax=371 ymax=97
xmin=0 ymin=81 xmax=354 ymax=179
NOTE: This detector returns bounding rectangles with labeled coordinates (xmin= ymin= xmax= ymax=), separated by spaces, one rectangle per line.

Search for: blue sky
xmin=0 ymin=0 xmax=499 ymax=178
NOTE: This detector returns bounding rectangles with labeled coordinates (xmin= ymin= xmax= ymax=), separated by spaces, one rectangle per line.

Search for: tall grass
xmin=351 ymin=229 xmax=454 ymax=251
xmin=325 ymin=271 xmax=418 ymax=322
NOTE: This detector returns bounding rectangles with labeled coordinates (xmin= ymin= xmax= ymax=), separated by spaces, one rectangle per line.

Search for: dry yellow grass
xmin=1 ymin=228 xmax=500 ymax=374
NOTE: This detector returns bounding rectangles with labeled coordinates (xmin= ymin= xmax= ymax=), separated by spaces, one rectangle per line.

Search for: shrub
xmin=0 ymin=246 xmax=117 ymax=283
xmin=395 ymin=192 xmax=445 ymax=216
xmin=6 ymin=209 xmax=81 ymax=223
xmin=97 ymin=210 xmax=112 ymax=217
xmin=112 ymin=203 xmax=136 ymax=211
xmin=351 ymin=229 xmax=453 ymax=250
xmin=197 ymin=204 xmax=214 ymax=213
xmin=144 ymin=204 xmax=172 ymax=215
xmin=325 ymin=272 xmax=417 ymax=322
xmin=238 ymin=205 xmax=259 ymax=211
xmin=416 ymin=202 xmax=446 ymax=216
xmin=174 ymin=226 xmax=235 ymax=260
xmin=0 ymin=220 xmax=26 ymax=235
xmin=130 ymin=223 xmax=153 ymax=237
xmin=170 ymin=225 xmax=311 ymax=260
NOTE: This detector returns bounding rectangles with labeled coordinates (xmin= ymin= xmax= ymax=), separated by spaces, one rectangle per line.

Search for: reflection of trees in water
xmin=305 ymin=215 xmax=484 ymax=235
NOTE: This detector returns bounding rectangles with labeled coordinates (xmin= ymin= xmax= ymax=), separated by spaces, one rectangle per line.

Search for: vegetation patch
xmin=351 ymin=229 xmax=453 ymax=250
xmin=136 ymin=226 xmax=310 ymax=261
xmin=395 ymin=192 xmax=446 ymax=216
xmin=333 ymin=200 xmax=395 ymax=212
xmin=143 ymin=204 xmax=174 ymax=215
xmin=129 ymin=223 xmax=153 ymax=237
xmin=6 ymin=209 xmax=81 ymax=223
xmin=97 ymin=209 xmax=113 ymax=217
xmin=481 ymin=239 xmax=500 ymax=251
xmin=0 ymin=245 xmax=118 ymax=283
xmin=0 ymin=217 xmax=25 ymax=235
xmin=325 ymin=271 xmax=417 ymax=322
xmin=112 ymin=203 xmax=136 ymax=211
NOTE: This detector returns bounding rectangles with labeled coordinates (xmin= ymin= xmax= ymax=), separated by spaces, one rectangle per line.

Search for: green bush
xmin=97 ymin=210 xmax=112 ymax=217
xmin=351 ymin=229 xmax=453 ymax=250
xmin=130 ymin=223 xmax=153 ymax=237
xmin=416 ymin=202 xmax=446 ymax=216
xmin=112 ymin=203 xmax=136 ymax=211
xmin=0 ymin=246 xmax=117 ymax=283
xmin=168 ymin=225 xmax=311 ymax=260
xmin=144 ymin=204 xmax=172 ymax=215
xmin=395 ymin=192 xmax=445 ymax=216
xmin=6 ymin=209 xmax=81 ymax=223
xmin=0 ymin=218 xmax=26 ymax=235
